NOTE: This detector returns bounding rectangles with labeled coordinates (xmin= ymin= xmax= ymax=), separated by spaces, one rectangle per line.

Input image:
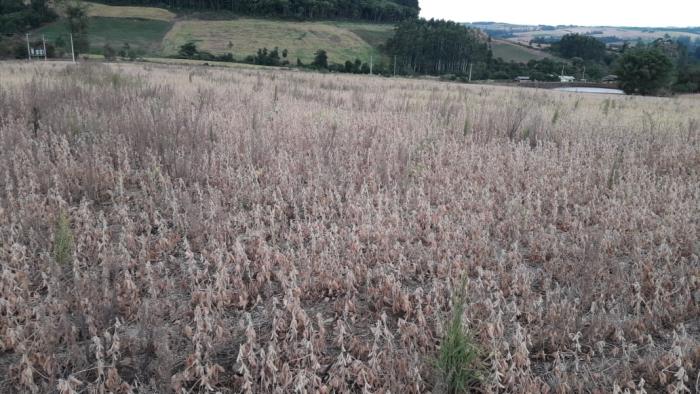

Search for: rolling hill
xmin=162 ymin=19 xmax=394 ymax=63
xmin=467 ymin=21 xmax=700 ymax=64
xmin=32 ymin=2 xmax=578 ymax=65
xmin=509 ymin=26 xmax=700 ymax=46
xmin=468 ymin=21 xmax=700 ymax=46
xmin=34 ymin=2 xmax=395 ymax=63
xmin=35 ymin=16 xmax=172 ymax=55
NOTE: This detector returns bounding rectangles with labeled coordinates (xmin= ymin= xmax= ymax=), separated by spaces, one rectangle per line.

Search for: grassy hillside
xmin=36 ymin=2 xmax=394 ymax=63
xmin=491 ymin=39 xmax=558 ymax=63
xmin=338 ymin=21 xmax=395 ymax=48
xmin=35 ymin=17 xmax=172 ymax=55
xmin=162 ymin=19 xmax=392 ymax=63
xmin=84 ymin=1 xmax=176 ymax=21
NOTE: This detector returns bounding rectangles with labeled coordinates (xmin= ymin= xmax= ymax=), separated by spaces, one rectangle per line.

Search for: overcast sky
xmin=419 ymin=0 xmax=700 ymax=27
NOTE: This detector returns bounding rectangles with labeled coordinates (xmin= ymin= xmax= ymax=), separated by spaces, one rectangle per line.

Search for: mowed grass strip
xmin=491 ymin=39 xmax=559 ymax=63
xmin=35 ymin=17 xmax=172 ymax=55
xmin=332 ymin=21 xmax=395 ymax=48
xmin=162 ymin=18 xmax=388 ymax=63
xmin=84 ymin=1 xmax=176 ymax=21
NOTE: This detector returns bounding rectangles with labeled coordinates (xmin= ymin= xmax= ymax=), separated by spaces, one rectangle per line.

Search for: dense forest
xmin=0 ymin=0 xmax=56 ymax=34
xmin=550 ymin=33 xmax=607 ymax=61
xmin=386 ymin=19 xmax=490 ymax=75
xmin=97 ymin=0 xmax=419 ymax=21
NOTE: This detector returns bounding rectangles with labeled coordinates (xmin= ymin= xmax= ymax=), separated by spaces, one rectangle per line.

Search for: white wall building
xmin=559 ymin=75 xmax=575 ymax=83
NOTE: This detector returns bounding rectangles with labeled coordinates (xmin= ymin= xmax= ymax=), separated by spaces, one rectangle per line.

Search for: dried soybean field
xmin=0 ymin=61 xmax=698 ymax=393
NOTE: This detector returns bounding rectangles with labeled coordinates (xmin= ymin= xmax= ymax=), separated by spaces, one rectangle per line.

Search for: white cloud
xmin=419 ymin=0 xmax=700 ymax=27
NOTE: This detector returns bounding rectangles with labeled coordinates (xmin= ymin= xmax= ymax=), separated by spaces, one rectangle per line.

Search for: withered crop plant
xmin=0 ymin=61 xmax=698 ymax=393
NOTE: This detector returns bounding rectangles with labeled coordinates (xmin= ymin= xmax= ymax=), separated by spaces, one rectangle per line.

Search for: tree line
xmin=548 ymin=33 xmax=700 ymax=95
xmin=616 ymin=38 xmax=700 ymax=95
xmin=0 ymin=0 xmax=57 ymax=34
xmin=550 ymin=33 xmax=607 ymax=62
xmin=174 ymin=41 xmax=380 ymax=75
xmin=97 ymin=0 xmax=419 ymax=22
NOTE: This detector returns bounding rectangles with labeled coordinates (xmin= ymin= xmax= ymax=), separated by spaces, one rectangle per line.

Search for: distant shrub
xmin=312 ymin=49 xmax=328 ymax=69
xmin=218 ymin=52 xmax=234 ymax=62
xmin=177 ymin=41 xmax=235 ymax=62
xmin=103 ymin=43 xmax=116 ymax=61
xmin=617 ymin=48 xmax=673 ymax=95
xmin=178 ymin=41 xmax=198 ymax=59
xmin=0 ymin=36 xmax=19 ymax=59
xmin=119 ymin=42 xmax=137 ymax=61
xmin=52 ymin=211 xmax=73 ymax=266
xmin=360 ymin=62 xmax=370 ymax=74
xmin=672 ymin=82 xmax=699 ymax=93
xmin=490 ymin=71 xmax=511 ymax=80
xmin=252 ymin=47 xmax=283 ymax=66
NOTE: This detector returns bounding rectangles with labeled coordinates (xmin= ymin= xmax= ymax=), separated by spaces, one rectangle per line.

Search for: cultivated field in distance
xmin=490 ymin=39 xmax=561 ymax=63
xmin=34 ymin=3 xmax=394 ymax=63
xmin=508 ymin=26 xmax=700 ymax=46
xmin=0 ymin=62 xmax=698 ymax=393
xmin=83 ymin=1 xmax=177 ymax=21
xmin=35 ymin=16 xmax=173 ymax=56
xmin=161 ymin=19 xmax=390 ymax=63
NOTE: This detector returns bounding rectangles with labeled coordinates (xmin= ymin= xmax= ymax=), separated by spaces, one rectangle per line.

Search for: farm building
xmin=559 ymin=75 xmax=575 ymax=82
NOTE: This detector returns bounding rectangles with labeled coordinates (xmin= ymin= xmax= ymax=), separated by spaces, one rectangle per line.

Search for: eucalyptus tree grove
xmin=386 ymin=19 xmax=490 ymax=75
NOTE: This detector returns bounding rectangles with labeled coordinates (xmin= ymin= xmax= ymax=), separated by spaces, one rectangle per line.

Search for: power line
xmin=70 ymin=33 xmax=75 ymax=63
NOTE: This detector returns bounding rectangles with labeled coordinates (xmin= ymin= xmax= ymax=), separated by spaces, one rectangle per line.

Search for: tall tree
xmin=616 ymin=48 xmax=673 ymax=95
xmin=386 ymin=18 xmax=489 ymax=75
xmin=65 ymin=1 xmax=90 ymax=56
xmin=552 ymin=34 xmax=606 ymax=61
xmin=312 ymin=49 xmax=328 ymax=69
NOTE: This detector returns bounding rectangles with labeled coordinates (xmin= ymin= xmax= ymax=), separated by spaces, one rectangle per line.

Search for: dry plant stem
xmin=0 ymin=61 xmax=698 ymax=393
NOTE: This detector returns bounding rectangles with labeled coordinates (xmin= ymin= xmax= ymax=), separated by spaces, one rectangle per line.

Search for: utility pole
xmin=26 ymin=33 xmax=31 ymax=61
xmin=393 ymin=55 xmax=396 ymax=77
xmin=70 ymin=33 xmax=76 ymax=63
xmin=468 ymin=62 xmax=473 ymax=83
xmin=369 ymin=56 xmax=373 ymax=75
xmin=42 ymin=35 xmax=47 ymax=62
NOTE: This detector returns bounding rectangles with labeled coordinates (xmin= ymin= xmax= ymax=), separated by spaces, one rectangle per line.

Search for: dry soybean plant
xmin=0 ymin=61 xmax=698 ymax=393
